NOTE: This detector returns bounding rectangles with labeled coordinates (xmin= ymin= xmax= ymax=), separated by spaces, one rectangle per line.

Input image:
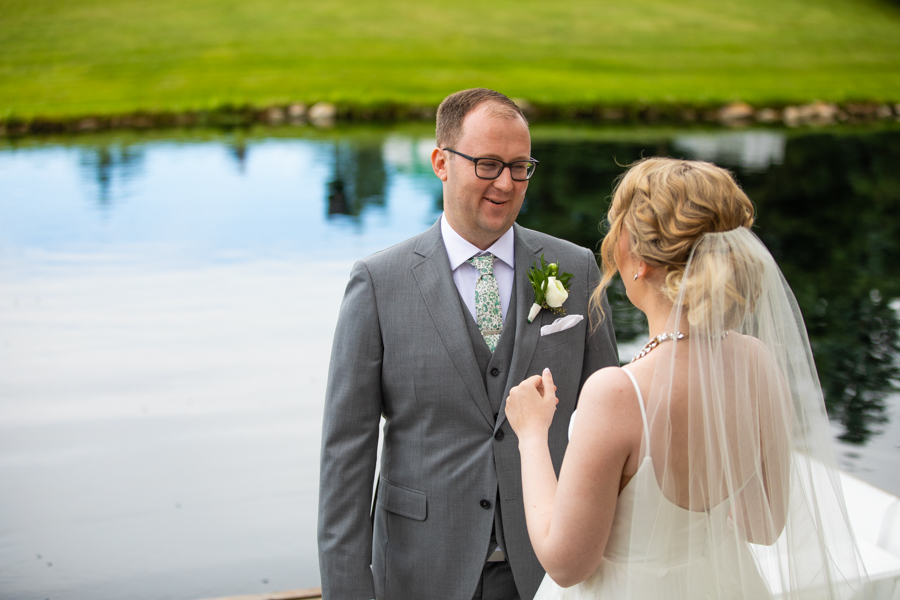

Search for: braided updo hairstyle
xmin=591 ymin=158 xmax=756 ymax=325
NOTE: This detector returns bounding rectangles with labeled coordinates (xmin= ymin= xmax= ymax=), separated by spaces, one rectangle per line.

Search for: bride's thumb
xmin=542 ymin=368 xmax=557 ymax=403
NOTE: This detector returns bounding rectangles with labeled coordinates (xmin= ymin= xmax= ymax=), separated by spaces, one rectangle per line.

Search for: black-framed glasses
xmin=443 ymin=148 xmax=538 ymax=181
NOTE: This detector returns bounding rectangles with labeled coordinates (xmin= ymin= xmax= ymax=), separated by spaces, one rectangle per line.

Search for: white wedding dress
xmin=533 ymin=368 xmax=773 ymax=600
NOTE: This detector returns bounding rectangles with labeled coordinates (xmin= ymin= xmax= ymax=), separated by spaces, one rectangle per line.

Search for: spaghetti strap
xmin=621 ymin=367 xmax=650 ymax=439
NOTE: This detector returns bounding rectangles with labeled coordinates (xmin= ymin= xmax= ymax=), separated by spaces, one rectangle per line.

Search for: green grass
xmin=2 ymin=0 xmax=900 ymax=119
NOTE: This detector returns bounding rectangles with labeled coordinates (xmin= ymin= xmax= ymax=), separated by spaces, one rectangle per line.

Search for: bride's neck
xmin=640 ymin=294 xmax=680 ymax=340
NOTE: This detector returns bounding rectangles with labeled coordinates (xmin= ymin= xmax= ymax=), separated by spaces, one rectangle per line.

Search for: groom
xmin=318 ymin=88 xmax=619 ymax=600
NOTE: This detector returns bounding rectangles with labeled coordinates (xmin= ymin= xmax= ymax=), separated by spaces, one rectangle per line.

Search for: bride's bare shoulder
xmin=583 ymin=365 xmax=631 ymax=390
xmin=579 ymin=366 xmax=643 ymax=415
xmin=572 ymin=367 xmax=644 ymax=457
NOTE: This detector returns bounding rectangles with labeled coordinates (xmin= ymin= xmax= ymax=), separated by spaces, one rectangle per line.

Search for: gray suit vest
xmin=458 ymin=279 xmax=518 ymax=562
xmin=459 ymin=278 xmax=518 ymax=415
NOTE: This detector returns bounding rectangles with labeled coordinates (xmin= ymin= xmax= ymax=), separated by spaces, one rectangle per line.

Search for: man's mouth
xmin=484 ymin=197 xmax=506 ymax=205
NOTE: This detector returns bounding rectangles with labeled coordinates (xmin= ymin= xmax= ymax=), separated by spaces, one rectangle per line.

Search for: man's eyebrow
xmin=475 ymin=153 xmax=533 ymax=161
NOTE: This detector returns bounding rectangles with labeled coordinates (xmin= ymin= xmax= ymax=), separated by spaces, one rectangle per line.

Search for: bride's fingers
xmin=510 ymin=376 xmax=542 ymax=401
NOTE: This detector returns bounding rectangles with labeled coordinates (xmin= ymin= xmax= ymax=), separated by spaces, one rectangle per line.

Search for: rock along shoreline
xmin=2 ymin=100 xmax=899 ymax=137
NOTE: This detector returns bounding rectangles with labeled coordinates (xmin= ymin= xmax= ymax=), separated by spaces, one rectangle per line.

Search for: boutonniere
xmin=526 ymin=254 xmax=574 ymax=323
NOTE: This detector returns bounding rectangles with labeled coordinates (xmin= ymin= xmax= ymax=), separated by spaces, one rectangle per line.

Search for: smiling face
xmin=432 ymin=103 xmax=531 ymax=250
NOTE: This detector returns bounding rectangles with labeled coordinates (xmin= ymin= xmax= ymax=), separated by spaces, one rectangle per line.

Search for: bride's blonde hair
xmin=591 ymin=158 xmax=756 ymax=326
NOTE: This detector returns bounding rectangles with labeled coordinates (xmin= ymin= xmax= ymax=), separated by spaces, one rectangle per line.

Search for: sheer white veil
xmin=622 ymin=226 xmax=869 ymax=599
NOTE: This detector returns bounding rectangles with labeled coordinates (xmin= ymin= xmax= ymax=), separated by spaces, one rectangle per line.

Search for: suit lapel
xmin=496 ymin=224 xmax=545 ymax=430
xmin=412 ymin=222 xmax=495 ymax=427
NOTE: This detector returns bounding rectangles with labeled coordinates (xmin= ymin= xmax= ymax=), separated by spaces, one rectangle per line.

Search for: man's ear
xmin=432 ymin=147 xmax=449 ymax=182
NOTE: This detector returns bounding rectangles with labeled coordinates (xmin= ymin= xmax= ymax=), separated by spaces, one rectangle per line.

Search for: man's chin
xmin=477 ymin=216 xmax=515 ymax=237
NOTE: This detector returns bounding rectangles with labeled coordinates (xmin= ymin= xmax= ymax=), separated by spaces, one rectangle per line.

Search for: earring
xmin=633 ymin=273 xmax=639 ymax=281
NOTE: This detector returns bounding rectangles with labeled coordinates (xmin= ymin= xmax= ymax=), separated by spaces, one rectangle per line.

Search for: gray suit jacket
xmin=318 ymin=220 xmax=618 ymax=600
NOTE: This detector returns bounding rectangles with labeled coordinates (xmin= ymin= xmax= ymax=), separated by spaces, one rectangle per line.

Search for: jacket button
xmin=480 ymin=499 xmax=492 ymax=510
xmin=495 ymin=430 xmax=505 ymax=441
xmin=490 ymin=367 xmax=500 ymax=377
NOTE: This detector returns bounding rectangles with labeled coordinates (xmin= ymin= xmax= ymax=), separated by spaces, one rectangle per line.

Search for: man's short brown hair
xmin=435 ymin=88 xmax=528 ymax=149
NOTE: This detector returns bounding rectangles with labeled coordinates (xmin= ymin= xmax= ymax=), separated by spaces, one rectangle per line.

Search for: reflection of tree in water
xmin=326 ymin=142 xmax=387 ymax=218
xmin=229 ymin=140 xmax=248 ymax=172
xmin=78 ymin=145 xmax=145 ymax=208
xmin=739 ymin=131 xmax=900 ymax=443
xmin=521 ymin=131 xmax=900 ymax=443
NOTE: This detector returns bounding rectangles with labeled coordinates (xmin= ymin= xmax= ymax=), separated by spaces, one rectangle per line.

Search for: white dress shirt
xmin=440 ymin=214 xmax=515 ymax=324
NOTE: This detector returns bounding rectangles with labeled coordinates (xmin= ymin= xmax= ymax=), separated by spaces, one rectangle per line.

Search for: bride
xmin=506 ymin=158 xmax=868 ymax=599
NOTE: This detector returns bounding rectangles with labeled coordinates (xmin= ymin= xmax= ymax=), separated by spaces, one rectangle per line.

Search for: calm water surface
xmin=1 ymin=126 xmax=898 ymax=600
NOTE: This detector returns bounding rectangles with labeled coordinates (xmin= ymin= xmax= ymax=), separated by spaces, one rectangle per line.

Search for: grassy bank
xmin=2 ymin=0 xmax=900 ymax=120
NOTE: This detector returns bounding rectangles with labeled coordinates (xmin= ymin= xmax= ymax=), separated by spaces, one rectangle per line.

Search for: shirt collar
xmin=440 ymin=214 xmax=515 ymax=271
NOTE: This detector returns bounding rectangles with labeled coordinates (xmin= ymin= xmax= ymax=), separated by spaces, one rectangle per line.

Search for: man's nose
xmin=492 ymin=167 xmax=514 ymax=191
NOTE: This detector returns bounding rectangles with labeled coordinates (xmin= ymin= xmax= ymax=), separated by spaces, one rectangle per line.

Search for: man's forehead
xmin=458 ymin=109 xmax=531 ymax=154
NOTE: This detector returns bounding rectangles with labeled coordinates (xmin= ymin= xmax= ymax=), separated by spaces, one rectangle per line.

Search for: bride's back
xmin=641 ymin=336 xmax=791 ymax=527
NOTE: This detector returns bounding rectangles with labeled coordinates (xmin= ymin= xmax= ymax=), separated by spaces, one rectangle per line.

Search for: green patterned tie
xmin=468 ymin=254 xmax=503 ymax=352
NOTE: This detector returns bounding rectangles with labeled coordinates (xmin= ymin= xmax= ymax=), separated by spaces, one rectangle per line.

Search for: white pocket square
xmin=540 ymin=314 xmax=584 ymax=336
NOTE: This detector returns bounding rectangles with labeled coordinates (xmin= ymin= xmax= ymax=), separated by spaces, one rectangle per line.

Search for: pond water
xmin=1 ymin=124 xmax=898 ymax=600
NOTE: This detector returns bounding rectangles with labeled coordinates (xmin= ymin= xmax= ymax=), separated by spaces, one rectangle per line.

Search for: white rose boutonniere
xmin=545 ymin=276 xmax=569 ymax=307
xmin=526 ymin=255 xmax=574 ymax=323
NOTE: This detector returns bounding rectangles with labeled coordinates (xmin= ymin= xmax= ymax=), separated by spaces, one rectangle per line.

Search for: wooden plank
xmin=197 ymin=588 xmax=321 ymax=600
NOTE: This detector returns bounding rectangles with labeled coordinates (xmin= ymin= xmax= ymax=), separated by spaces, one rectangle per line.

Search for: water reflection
xmin=229 ymin=139 xmax=249 ymax=171
xmin=78 ymin=144 xmax=145 ymax=208
xmin=326 ymin=142 xmax=387 ymax=219
xmin=672 ymin=131 xmax=786 ymax=172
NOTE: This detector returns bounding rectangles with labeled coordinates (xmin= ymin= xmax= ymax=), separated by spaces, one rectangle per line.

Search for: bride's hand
xmin=506 ymin=368 xmax=558 ymax=440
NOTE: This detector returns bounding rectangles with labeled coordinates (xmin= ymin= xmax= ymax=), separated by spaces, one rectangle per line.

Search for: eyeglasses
xmin=443 ymin=148 xmax=538 ymax=181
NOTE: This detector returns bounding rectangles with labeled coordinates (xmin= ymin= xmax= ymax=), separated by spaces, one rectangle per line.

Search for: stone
xmin=77 ymin=117 xmax=99 ymax=131
xmin=287 ymin=102 xmax=306 ymax=125
xmin=600 ymin=108 xmax=626 ymax=121
xmin=127 ymin=115 xmax=154 ymax=128
xmin=9 ymin=122 xmax=29 ymax=135
xmin=782 ymin=106 xmax=802 ymax=127
xmin=755 ymin=108 xmax=780 ymax=123
xmin=845 ymin=103 xmax=876 ymax=118
xmin=265 ymin=106 xmax=286 ymax=124
xmin=640 ymin=106 xmax=659 ymax=122
xmin=783 ymin=102 xmax=837 ymax=126
xmin=174 ymin=113 xmax=196 ymax=126
xmin=808 ymin=101 xmax=838 ymax=125
xmin=408 ymin=105 xmax=436 ymax=120
xmin=511 ymin=98 xmax=534 ymax=117
xmin=719 ymin=102 xmax=755 ymax=123
xmin=308 ymin=102 xmax=336 ymax=127
xmin=876 ymin=105 xmax=893 ymax=119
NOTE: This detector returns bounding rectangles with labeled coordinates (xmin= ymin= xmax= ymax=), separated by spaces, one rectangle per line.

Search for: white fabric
xmin=440 ymin=214 xmax=514 ymax=323
xmin=544 ymin=369 xmax=772 ymax=600
xmin=536 ymin=228 xmax=869 ymax=600
xmin=541 ymin=314 xmax=584 ymax=337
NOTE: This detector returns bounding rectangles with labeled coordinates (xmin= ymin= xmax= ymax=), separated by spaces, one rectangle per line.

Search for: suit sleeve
xmin=318 ymin=260 xmax=383 ymax=600
xmin=580 ymin=249 xmax=619 ymax=391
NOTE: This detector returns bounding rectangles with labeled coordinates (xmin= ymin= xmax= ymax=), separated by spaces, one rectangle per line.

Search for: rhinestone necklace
xmin=630 ymin=330 xmax=731 ymax=363
xmin=631 ymin=332 xmax=686 ymax=363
